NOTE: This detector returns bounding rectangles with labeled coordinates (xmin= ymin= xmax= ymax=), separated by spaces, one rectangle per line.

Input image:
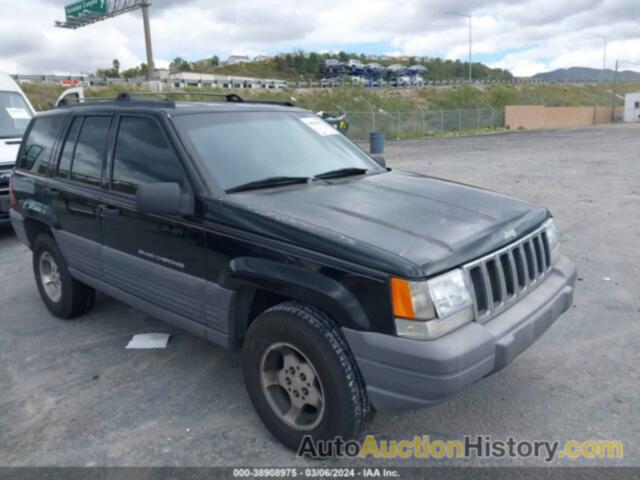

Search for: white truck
xmin=0 ymin=73 xmax=35 ymax=225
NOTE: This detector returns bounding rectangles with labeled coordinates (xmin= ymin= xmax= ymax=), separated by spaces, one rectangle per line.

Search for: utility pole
xmin=141 ymin=0 xmax=155 ymax=80
xmin=446 ymin=12 xmax=472 ymax=82
xmin=611 ymin=60 xmax=618 ymax=122
xmin=589 ymin=34 xmax=607 ymax=76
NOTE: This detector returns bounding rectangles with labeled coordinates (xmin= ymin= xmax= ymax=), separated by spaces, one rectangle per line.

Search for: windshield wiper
xmin=314 ymin=167 xmax=370 ymax=180
xmin=226 ymin=176 xmax=310 ymax=194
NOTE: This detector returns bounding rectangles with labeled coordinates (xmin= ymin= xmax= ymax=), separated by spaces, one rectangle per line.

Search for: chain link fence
xmin=345 ymin=108 xmax=504 ymax=139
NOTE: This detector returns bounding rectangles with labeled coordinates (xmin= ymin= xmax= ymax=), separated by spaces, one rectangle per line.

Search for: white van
xmin=0 ymin=73 xmax=35 ymax=225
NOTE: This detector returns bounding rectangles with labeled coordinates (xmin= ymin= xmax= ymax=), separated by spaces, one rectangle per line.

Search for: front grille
xmin=463 ymin=223 xmax=552 ymax=323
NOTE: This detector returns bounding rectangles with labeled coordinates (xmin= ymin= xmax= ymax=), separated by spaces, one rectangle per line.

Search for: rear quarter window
xmin=17 ymin=116 xmax=64 ymax=175
xmin=69 ymin=116 xmax=111 ymax=186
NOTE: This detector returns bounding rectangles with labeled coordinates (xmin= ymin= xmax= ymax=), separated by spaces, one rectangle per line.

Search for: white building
xmin=167 ymin=72 xmax=286 ymax=89
xmin=624 ymin=92 xmax=640 ymax=122
xmin=226 ymin=55 xmax=250 ymax=65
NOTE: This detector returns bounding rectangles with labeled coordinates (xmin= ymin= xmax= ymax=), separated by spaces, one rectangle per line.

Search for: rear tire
xmin=242 ymin=302 xmax=371 ymax=452
xmin=33 ymin=233 xmax=95 ymax=319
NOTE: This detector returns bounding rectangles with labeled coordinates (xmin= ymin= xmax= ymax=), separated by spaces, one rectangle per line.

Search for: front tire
xmin=242 ymin=302 xmax=371 ymax=452
xmin=33 ymin=233 xmax=95 ymax=319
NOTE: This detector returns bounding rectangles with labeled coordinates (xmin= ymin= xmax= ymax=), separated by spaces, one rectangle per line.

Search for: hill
xmin=533 ymin=66 xmax=640 ymax=82
xmin=183 ymin=51 xmax=513 ymax=82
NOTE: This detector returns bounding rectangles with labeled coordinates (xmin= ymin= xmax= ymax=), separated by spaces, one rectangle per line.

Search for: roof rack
xmin=55 ymin=91 xmax=175 ymax=109
xmin=54 ymin=88 xmax=296 ymax=109
xmin=117 ymin=91 xmax=296 ymax=107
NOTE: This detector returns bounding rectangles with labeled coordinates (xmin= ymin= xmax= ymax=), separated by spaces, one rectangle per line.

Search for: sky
xmin=0 ymin=0 xmax=639 ymax=77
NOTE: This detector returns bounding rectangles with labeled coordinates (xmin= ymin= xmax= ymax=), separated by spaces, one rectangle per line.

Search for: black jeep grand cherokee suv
xmin=10 ymin=94 xmax=576 ymax=450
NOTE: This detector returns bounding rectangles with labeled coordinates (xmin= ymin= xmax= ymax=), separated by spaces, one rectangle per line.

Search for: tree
xmin=210 ymin=55 xmax=220 ymax=67
xmin=306 ymin=52 xmax=320 ymax=74
xmin=121 ymin=67 xmax=139 ymax=79
xmin=121 ymin=63 xmax=148 ymax=79
xmin=95 ymin=59 xmax=121 ymax=78
xmin=172 ymin=56 xmax=191 ymax=71
xmin=293 ymin=52 xmax=305 ymax=73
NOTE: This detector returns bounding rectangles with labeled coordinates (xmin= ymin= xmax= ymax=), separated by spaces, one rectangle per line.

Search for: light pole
xmin=588 ymin=34 xmax=607 ymax=73
xmin=611 ymin=60 xmax=640 ymax=121
xmin=141 ymin=0 xmax=155 ymax=80
xmin=446 ymin=12 xmax=472 ymax=82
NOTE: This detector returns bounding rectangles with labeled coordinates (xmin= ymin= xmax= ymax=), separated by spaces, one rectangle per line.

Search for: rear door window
xmin=111 ymin=116 xmax=184 ymax=195
xmin=17 ymin=116 xmax=64 ymax=175
xmin=56 ymin=117 xmax=82 ymax=179
xmin=69 ymin=116 xmax=111 ymax=186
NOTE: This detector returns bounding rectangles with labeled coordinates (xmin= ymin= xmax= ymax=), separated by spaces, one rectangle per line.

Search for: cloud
xmin=0 ymin=0 xmax=638 ymax=77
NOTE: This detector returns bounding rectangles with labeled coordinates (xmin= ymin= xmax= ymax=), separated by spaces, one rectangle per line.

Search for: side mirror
xmin=136 ymin=182 xmax=194 ymax=216
xmin=372 ymin=155 xmax=386 ymax=168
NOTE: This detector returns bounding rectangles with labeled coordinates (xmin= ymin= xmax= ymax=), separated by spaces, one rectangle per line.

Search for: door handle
xmin=99 ymin=205 xmax=120 ymax=217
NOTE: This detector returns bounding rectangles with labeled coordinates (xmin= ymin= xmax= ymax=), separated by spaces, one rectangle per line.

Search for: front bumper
xmin=343 ymin=256 xmax=577 ymax=412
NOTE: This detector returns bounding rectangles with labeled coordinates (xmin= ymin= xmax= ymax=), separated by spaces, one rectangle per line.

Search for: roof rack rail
xmin=55 ymin=89 xmax=176 ymax=109
xmin=117 ymin=91 xmax=296 ymax=107
xmin=54 ymin=89 xmax=296 ymax=109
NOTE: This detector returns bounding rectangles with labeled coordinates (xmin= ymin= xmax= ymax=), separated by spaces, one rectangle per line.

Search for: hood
xmin=0 ymin=138 xmax=21 ymax=166
xmin=226 ymin=170 xmax=549 ymax=278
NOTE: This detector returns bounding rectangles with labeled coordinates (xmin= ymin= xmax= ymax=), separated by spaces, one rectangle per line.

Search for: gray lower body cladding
xmin=10 ymin=210 xmax=234 ymax=347
xmin=343 ymin=256 xmax=577 ymax=412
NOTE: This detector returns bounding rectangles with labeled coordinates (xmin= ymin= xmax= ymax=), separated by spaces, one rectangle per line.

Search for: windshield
xmin=0 ymin=91 xmax=33 ymax=139
xmin=174 ymin=111 xmax=384 ymax=191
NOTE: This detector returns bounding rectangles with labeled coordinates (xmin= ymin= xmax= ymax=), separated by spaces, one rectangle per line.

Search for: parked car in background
xmin=0 ymin=73 xmax=35 ymax=225
xmin=317 ymin=108 xmax=349 ymax=135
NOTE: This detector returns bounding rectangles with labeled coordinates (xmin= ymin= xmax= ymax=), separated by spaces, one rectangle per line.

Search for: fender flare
xmin=224 ymin=256 xmax=371 ymax=339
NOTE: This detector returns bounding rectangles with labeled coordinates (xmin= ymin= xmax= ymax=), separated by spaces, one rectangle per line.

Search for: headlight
xmin=545 ymin=219 xmax=561 ymax=264
xmin=391 ymin=269 xmax=474 ymax=340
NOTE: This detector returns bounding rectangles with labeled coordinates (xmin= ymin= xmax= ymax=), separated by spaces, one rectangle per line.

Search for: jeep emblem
xmin=503 ymin=228 xmax=517 ymax=240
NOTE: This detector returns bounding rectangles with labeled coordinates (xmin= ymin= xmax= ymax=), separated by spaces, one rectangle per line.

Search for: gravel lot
xmin=1 ymin=124 xmax=639 ymax=467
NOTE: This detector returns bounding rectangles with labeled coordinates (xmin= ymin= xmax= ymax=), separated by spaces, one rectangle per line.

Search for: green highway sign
xmin=65 ymin=0 xmax=108 ymax=20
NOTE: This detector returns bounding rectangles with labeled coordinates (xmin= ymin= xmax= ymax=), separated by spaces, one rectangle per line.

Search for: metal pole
xmin=588 ymin=34 xmax=607 ymax=79
xmin=468 ymin=16 xmax=472 ymax=82
xmin=141 ymin=0 xmax=155 ymax=80
xmin=610 ymin=60 xmax=618 ymax=122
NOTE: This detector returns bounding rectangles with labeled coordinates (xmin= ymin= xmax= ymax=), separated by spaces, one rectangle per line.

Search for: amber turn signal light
xmin=390 ymin=277 xmax=415 ymax=319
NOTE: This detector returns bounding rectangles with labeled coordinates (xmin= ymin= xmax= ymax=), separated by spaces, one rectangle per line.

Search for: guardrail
xmin=11 ymin=74 xmax=625 ymax=90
